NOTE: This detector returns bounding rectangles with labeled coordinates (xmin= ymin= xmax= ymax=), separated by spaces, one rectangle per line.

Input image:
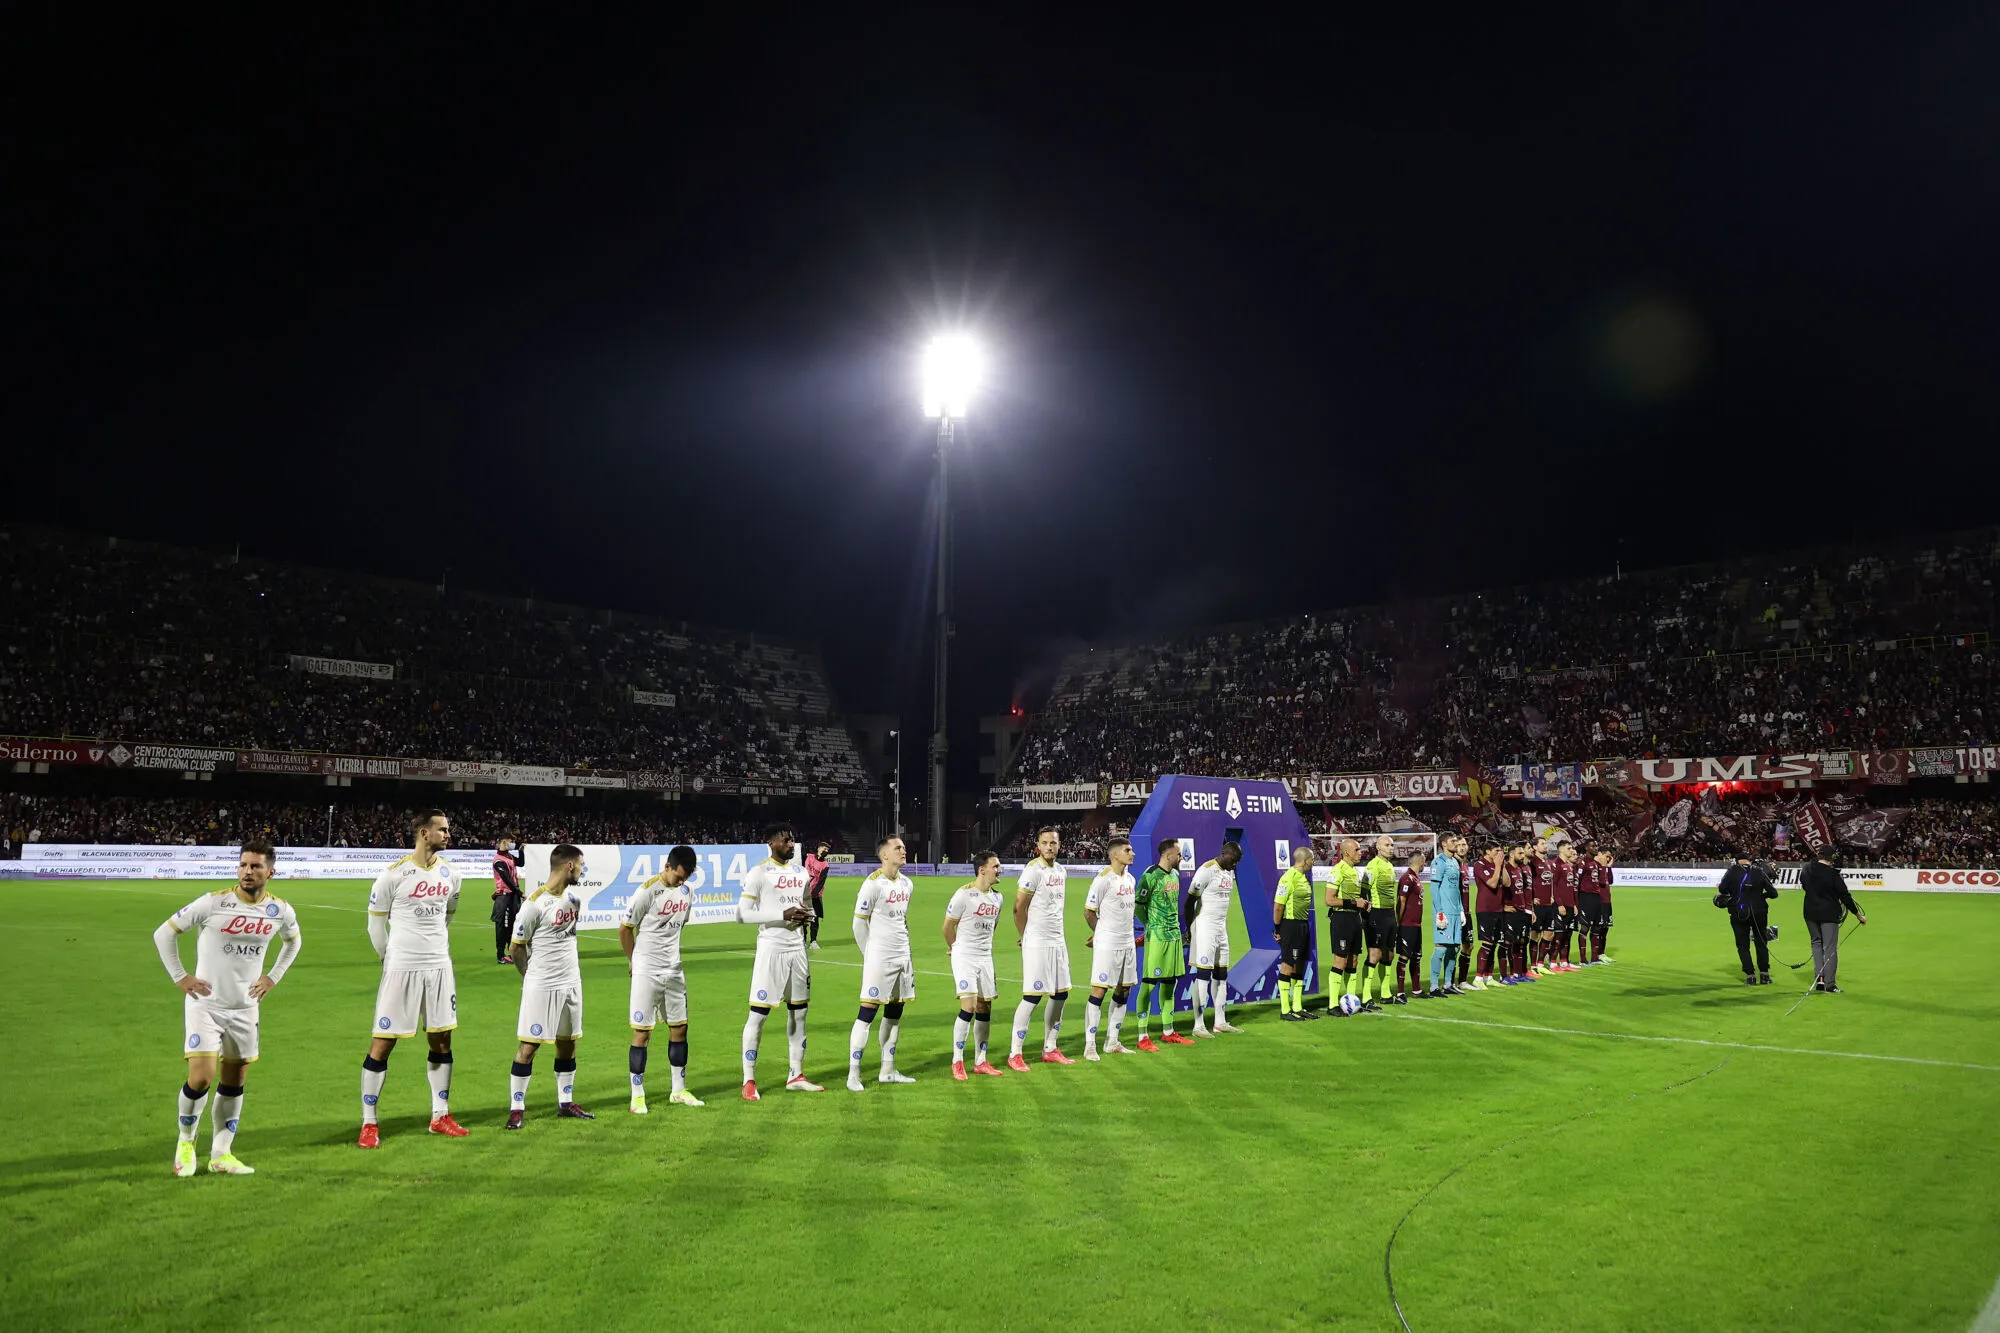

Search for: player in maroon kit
xmin=1471 ymin=845 xmax=1508 ymax=989
xmin=1591 ymin=847 xmax=1617 ymax=963
xmin=1526 ymin=841 xmax=1558 ymax=975
xmin=1503 ymin=845 xmax=1536 ymax=983
xmin=1393 ymin=849 xmax=1427 ymax=1005
xmin=1550 ymin=842 xmax=1582 ymax=970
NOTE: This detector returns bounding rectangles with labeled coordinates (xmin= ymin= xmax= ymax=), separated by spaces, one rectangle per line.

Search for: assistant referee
xmin=1273 ymin=845 xmax=1318 ymax=1021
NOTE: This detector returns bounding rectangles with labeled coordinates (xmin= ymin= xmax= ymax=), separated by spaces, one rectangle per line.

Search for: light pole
xmin=921 ymin=334 xmax=981 ymax=867
xmin=889 ymin=727 xmax=902 ymax=839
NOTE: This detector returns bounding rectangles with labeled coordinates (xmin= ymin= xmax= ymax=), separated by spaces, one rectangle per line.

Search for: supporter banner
xmin=1831 ymin=805 xmax=1908 ymax=852
xmin=401 ymin=759 xmax=566 ymax=787
xmin=1293 ymin=770 xmax=1466 ymax=804
xmin=238 ymin=751 xmax=405 ymax=778
xmin=630 ymin=688 xmax=676 ymax=708
xmin=1522 ymin=763 xmax=1582 ymax=802
xmin=0 ymin=738 xmax=112 ymax=766
xmin=987 ymin=786 xmax=1023 ymax=809
xmin=113 ymin=744 xmax=235 ymax=774
xmin=1862 ymin=751 xmax=1910 ymax=785
xmin=521 ymin=843 xmax=776 ymax=929
xmin=1796 ymin=798 xmax=1834 ymax=854
xmin=562 ymin=773 xmax=630 ymax=790
xmin=17 ymin=845 xmax=495 ymax=880
xmin=1021 ymin=783 xmax=1102 ymax=810
xmin=627 ymin=770 xmax=685 ymax=794
xmin=288 ymin=654 xmax=394 ymax=681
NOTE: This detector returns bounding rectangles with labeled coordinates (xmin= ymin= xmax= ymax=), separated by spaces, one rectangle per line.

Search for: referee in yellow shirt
xmin=1273 ymin=845 xmax=1318 ymax=1021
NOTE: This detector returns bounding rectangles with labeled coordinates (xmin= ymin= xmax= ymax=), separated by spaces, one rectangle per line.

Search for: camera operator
xmin=1718 ymin=852 xmax=1778 ymax=985
xmin=1799 ymin=848 xmax=1866 ymax=993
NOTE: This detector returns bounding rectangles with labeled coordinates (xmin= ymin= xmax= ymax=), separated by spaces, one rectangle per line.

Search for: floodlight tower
xmin=921 ymin=334 xmax=982 ymax=866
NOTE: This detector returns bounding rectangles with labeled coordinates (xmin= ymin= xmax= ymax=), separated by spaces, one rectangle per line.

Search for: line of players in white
xmin=151 ymin=813 xmax=1242 ymax=1175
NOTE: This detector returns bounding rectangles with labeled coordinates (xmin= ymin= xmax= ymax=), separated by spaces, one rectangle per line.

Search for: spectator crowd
xmin=0 ymin=527 xmax=870 ymax=791
xmin=1012 ymin=530 xmax=1997 ymax=782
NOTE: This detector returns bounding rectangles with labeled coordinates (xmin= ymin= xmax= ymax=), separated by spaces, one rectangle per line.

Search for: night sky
xmin=8 ymin=6 xmax=1998 ymax=771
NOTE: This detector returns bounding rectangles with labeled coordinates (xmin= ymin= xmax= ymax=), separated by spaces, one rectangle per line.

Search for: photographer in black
xmin=1717 ymin=852 xmax=1779 ymax=986
xmin=491 ymin=835 xmax=524 ymax=964
xmin=1799 ymin=847 xmax=1867 ymax=993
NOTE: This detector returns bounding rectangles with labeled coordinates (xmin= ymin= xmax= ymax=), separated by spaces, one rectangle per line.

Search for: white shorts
xmin=373 ymin=964 xmax=457 ymax=1038
xmin=1090 ymin=942 xmax=1138 ymax=989
xmin=1021 ymin=942 xmax=1071 ymax=996
xmin=749 ymin=944 xmax=811 ymax=1008
xmin=185 ymin=996 xmax=258 ymax=1063
xmin=1190 ymin=921 xmax=1231 ymax=970
xmin=519 ymin=985 xmax=583 ymax=1043
xmin=859 ymin=952 xmax=916 ymax=1004
xmin=629 ymin=967 xmax=688 ymax=1029
xmin=951 ymin=953 xmax=998 ymax=1001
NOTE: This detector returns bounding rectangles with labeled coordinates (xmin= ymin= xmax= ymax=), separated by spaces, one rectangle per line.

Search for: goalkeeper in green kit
xmin=1132 ymin=838 xmax=1192 ymax=1050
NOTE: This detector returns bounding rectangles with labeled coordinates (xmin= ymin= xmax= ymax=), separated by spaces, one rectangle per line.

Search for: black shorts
xmin=1326 ymin=908 xmax=1363 ymax=958
xmin=1278 ymin=918 xmax=1313 ymax=969
xmin=1364 ymin=907 xmax=1398 ymax=952
xmin=1534 ymin=903 xmax=1557 ymax=930
xmin=1504 ymin=911 xmax=1530 ymax=941
xmin=1396 ymin=925 xmax=1423 ymax=959
xmin=1476 ymin=910 xmax=1503 ymax=941
xmin=1577 ymin=892 xmax=1602 ymax=926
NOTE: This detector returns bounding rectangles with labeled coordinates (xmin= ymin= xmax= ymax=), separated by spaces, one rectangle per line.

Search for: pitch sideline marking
xmin=1973 ymin=1270 xmax=2000 ymax=1333
xmin=1394 ymin=1010 xmax=1999 ymax=1072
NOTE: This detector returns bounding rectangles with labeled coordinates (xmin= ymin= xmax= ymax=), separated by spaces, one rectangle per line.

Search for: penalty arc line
xmin=1391 ymin=1010 xmax=2000 ymax=1072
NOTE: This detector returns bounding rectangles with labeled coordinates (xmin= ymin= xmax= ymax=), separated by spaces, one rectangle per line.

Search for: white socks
xmin=426 ymin=1059 xmax=451 ymax=1118
xmin=554 ymin=1063 xmax=575 ymax=1105
xmin=1010 ymin=1000 xmax=1037 ymax=1057
xmin=509 ymin=1071 xmax=530 ymax=1110
xmin=742 ymin=1010 xmax=768 ymax=1082
xmin=974 ymin=1015 xmax=991 ymax=1064
xmin=360 ymin=1065 xmax=386 ymax=1126
xmin=210 ymin=1087 xmax=243 ymax=1155
xmin=1107 ymin=1000 xmax=1126 ymax=1047
xmin=849 ymin=1018 xmax=872 ymax=1087
xmin=952 ymin=1011 xmax=972 ymax=1064
xmin=879 ymin=1016 xmax=901 ymax=1077
xmin=786 ymin=1007 xmax=808 ymax=1079
xmin=178 ymin=1086 xmax=209 ymax=1142
xmin=1044 ymin=993 xmax=1067 ymax=1052
xmin=1212 ymin=977 xmax=1228 ymax=1024
xmin=1192 ymin=977 xmax=1210 ymax=1026
xmin=1084 ymin=996 xmax=1103 ymax=1052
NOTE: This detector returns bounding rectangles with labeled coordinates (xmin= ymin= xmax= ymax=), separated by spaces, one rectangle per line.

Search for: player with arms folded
xmin=1187 ymin=841 xmax=1244 ymax=1036
xmin=737 ymin=823 xmax=822 ymax=1099
xmin=1009 ymin=827 xmax=1074 ymax=1070
xmin=359 ymin=809 xmax=467 ymax=1148
xmin=847 ymin=835 xmax=918 ymax=1091
xmin=1082 ymin=837 xmax=1139 ymax=1060
xmin=944 ymin=851 xmax=1008 ymax=1078
xmin=1392 ymin=848 xmax=1427 ymax=1004
xmin=506 ymin=844 xmax=594 ymax=1127
xmin=153 ymin=842 xmax=302 ymax=1176
xmin=621 ymin=844 xmax=704 ymax=1113
xmin=1272 ymin=843 xmax=1316 ymax=1020
xmin=1132 ymin=838 xmax=1191 ymax=1047
xmin=1355 ymin=835 xmax=1400 ymax=1011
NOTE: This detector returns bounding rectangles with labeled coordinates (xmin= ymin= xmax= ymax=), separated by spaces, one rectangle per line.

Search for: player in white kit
xmin=1009 ymin=827 xmax=1074 ymax=1070
xmin=1187 ymin=840 xmax=1244 ymax=1036
xmin=358 ymin=810 xmax=467 ymax=1148
xmin=506 ymin=844 xmax=595 ymax=1127
xmin=152 ymin=842 xmax=302 ymax=1177
xmin=1082 ymin=837 xmax=1139 ymax=1061
xmin=846 ymin=835 xmax=918 ymax=1090
xmin=736 ymin=823 xmax=823 ymax=1100
xmin=943 ymin=849 xmax=1008 ymax=1079
xmin=620 ymin=844 xmax=704 ymax=1112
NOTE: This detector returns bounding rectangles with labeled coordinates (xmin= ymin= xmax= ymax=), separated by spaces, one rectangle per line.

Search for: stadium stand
xmin=0 ymin=526 xmax=870 ymax=792
xmin=1010 ymin=529 xmax=1997 ymax=780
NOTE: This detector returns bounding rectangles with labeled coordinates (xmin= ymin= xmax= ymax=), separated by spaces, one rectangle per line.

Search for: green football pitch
xmin=3 ymin=876 xmax=1997 ymax=1332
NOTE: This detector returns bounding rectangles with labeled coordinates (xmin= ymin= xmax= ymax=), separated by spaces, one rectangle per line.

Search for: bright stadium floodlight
xmin=921 ymin=334 xmax=983 ymax=420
